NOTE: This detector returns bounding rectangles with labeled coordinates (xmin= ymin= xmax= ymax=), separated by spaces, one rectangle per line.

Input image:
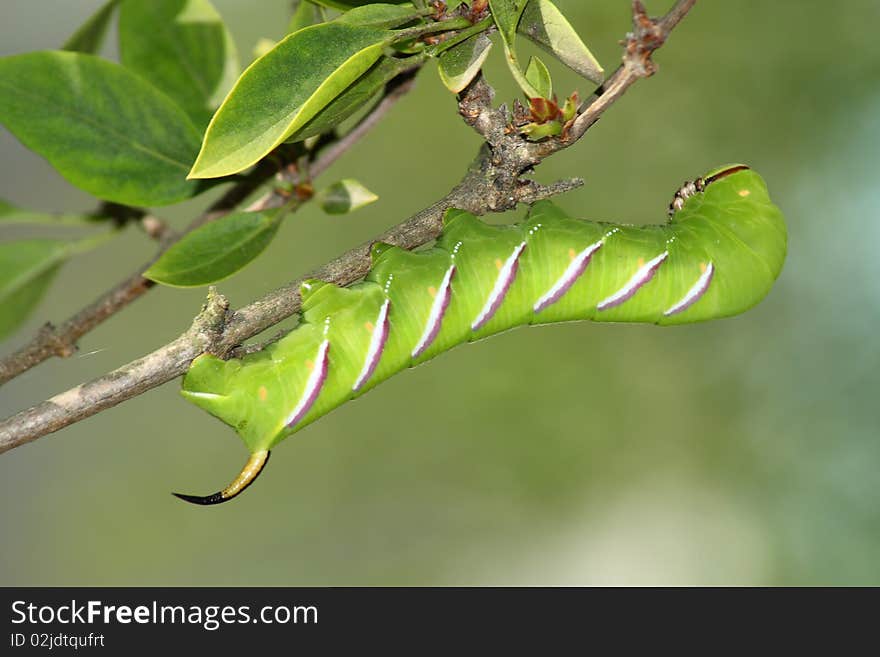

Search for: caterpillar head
xmin=668 ymin=164 xmax=751 ymax=217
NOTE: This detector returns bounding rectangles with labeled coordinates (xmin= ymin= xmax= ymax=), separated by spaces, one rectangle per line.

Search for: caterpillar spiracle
xmin=176 ymin=165 xmax=787 ymax=504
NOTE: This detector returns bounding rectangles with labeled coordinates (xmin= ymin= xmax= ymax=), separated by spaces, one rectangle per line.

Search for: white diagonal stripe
xmin=597 ymin=251 xmax=669 ymax=311
xmin=471 ymin=242 xmax=526 ymax=330
xmin=284 ymin=339 xmax=329 ymax=427
xmin=533 ymin=240 xmax=603 ymax=313
xmin=664 ymin=262 xmax=714 ymax=316
xmin=412 ymin=265 xmax=455 ymax=358
xmin=353 ymin=299 xmax=390 ymax=391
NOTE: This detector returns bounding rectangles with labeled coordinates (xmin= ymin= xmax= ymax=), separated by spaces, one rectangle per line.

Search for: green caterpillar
xmin=176 ymin=165 xmax=787 ymax=504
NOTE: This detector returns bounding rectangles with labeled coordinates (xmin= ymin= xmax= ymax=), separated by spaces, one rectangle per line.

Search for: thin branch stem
xmin=0 ymin=0 xmax=698 ymax=455
xmin=392 ymin=16 xmax=472 ymax=43
xmin=531 ymin=0 xmax=698 ymax=159
xmin=139 ymin=214 xmax=176 ymax=245
xmin=426 ymin=16 xmax=494 ymax=56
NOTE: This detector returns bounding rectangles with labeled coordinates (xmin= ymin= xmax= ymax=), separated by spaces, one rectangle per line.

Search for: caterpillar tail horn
xmin=172 ymin=450 xmax=270 ymax=506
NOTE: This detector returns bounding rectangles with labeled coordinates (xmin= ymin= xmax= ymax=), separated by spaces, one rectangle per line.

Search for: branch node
xmin=458 ymin=75 xmax=507 ymax=145
xmin=140 ymin=214 xmax=175 ymax=244
xmin=625 ymin=0 xmax=673 ymax=77
xmin=190 ymin=288 xmax=230 ymax=353
xmin=37 ymin=323 xmax=76 ymax=358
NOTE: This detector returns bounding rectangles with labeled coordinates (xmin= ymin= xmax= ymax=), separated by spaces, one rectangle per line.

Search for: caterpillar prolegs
xmin=176 ymin=165 xmax=787 ymax=504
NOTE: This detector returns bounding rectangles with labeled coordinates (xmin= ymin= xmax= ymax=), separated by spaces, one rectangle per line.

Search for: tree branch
xmin=0 ymin=0 xmax=698 ymax=455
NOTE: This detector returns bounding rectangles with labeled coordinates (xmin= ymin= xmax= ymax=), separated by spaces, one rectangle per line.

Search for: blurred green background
xmin=1 ymin=0 xmax=878 ymax=585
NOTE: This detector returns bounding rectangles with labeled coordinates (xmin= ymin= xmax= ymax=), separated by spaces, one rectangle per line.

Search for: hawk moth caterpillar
xmin=175 ymin=165 xmax=787 ymax=504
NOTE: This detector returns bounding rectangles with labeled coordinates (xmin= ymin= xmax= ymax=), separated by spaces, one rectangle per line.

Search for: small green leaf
xmin=188 ymin=22 xmax=392 ymax=179
xmin=525 ymin=55 xmax=552 ymax=99
xmin=0 ymin=199 xmax=103 ymax=226
xmin=288 ymin=54 xmax=422 ymax=143
xmin=520 ymin=119 xmax=562 ymax=141
xmin=438 ymin=32 xmax=493 ymax=94
xmin=518 ymin=0 xmax=604 ymax=84
xmin=311 ymin=0 xmax=410 ymax=9
xmin=489 ymin=0 xmax=541 ymax=98
xmin=144 ymin=210 xmax=284 ymax=287
xmin=318 ymin=179 xmax=378 ymax=214
xmin=488 ymin=0 xmax=528 ymax=46
xmin=337 ymin=3 xmax=424 ymax=28
xmin=504 ymin=50 xmax=541 ymax=99
xmin=62 ymin=0 xmax=120 ymax=54
xmin=561 ymin=91 xmax=579 ymax=122
xmin=0 ymin=240 xmax=67 ymax=340
xmin=288 ymin=0 xmax=323 ymax=35
xmin=0 ymin=51 xmax=201 ymax=207
xmin=119 ymin=0 xmax=240 ymax=128
xmin=0 ymin=230 xmax=117 ymax=341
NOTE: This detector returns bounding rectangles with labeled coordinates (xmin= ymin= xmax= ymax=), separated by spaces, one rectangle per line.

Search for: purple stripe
xmin=533 ymin=241 xmax=603 ymax=313
xmin=285 ymin=340 xmax=329 ymax=428
xmin=471 ymin=243 xmax=526 ymax=331
xmin=353 ymin=300 xmax=390 ymax=391
xmin=412 ymin=265 xmax=455 ymax=358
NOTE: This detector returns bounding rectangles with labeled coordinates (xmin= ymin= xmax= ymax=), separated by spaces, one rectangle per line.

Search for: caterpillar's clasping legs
xmin=172 ymin=450 xmax=270 ymax=505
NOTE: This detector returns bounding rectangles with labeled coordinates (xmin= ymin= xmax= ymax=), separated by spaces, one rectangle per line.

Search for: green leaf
xmin=0 ymin=240 xmax=67 ymax=341
xmin=520 ymin=118 xmax=562 ymax=140
xmin=518 ymin=0 xmax=603 ymax=85
xmin=489 ymin=0 xmax=528 ymax=46
xmin=438 ymin=32 xmax=493 ymax=94
xmin=560 ymin=91 xmax=578 ymax=122
xmin=252 ymin=38 xmax=278 ymax=60
xmin=288 ymin=54 xmax=422 ymax=143
xmin=317 ymin=179 xmax=378 ymax=214
xmin=525 ymin=55 xmax=552 ymax=99
xmin=288 ymin=0 xmax=323 ymax=34
xmin=188 ymin=22 xmax=392 ymax=179
xmin=337 ymin=3 xmax=424 ymax=28
xmin=62 ymin=0 xmax=120 ymax=54
xmin=0 ymin=51 xmax=201 ymax=207
xmin=489 ymin=0 xmax=541 ymax=98
xmin=0 ymin=230 xmax=116 ymax=341
xmin=311 ymin=0 xmax=411 ymax=9
xmin=119 ymin=0 xmax=240 ymax=128
xmin=0 ymin=199 xmax=103 ymax=226
xmin=144 ymin=210 xmax=284 ymax=287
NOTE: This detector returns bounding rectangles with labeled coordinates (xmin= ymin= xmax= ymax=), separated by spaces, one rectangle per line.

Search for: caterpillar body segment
xmin=177 ymin=166 xmax=786 ymax=504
